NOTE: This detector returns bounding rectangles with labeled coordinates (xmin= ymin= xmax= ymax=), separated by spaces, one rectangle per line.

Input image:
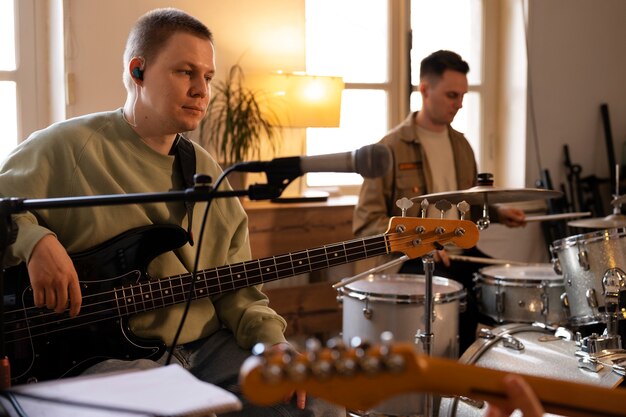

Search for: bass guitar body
xmin=4 ymin=225 xmax=188 ymax=384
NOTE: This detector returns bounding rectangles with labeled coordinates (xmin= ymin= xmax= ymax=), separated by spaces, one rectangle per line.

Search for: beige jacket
xmin=353 ymin=112 xmax=478 ymax=238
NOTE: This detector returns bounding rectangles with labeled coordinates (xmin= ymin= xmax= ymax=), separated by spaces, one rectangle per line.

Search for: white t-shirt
xmin=417 ymin=125 xmax=458 ymax=192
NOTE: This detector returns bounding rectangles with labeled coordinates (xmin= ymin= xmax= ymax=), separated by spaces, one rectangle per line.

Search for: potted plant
xmin=195 ymin=64 xmax=282 ymax=169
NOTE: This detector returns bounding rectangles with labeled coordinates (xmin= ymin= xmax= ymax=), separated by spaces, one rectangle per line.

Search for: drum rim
xmin=459 ymin=323 xmax=546 ymax=364
xmin=478 ymin=263 xmax=559 ymax=277
xmin=339 ymin=274 xmax=466 ymax=304
xmin=474 ymin=275 xmax=564 ymax=287
xmin=551 ymin=228 xmax=626 ymax=251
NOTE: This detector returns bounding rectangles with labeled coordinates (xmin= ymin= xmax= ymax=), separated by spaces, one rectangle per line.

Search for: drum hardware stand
xmin=415 ymin=198 xmax=463 ymax=417
xmin=416 ymin=251 xmax=436 ymax=417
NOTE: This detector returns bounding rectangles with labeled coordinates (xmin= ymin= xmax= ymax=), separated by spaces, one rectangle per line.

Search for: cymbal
xmin=410 ymin=185 xmax=563 ymax=205
xmin=568 ymin=213 xmax=626 ymax=228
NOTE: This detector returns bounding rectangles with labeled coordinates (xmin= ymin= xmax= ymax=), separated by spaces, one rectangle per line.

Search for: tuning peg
xmin=420 ymin=199 xmax=429 ymax=218
xmin=358 ymin=346 xmax=382 ymax=375
xmin=434 ymin=199 xmax=453 ymax=218
xmin=378 ymin=332 xmax=406 ymax=373
xmin=251 ymin=343 xmax=285 ymax=383
xmin=285 ymin=357 xmax=308 ymax=382
xmin=396 ymin=197 xmax=414 ymax=217
xmin=305 ymin=338 xmax=333 ymax=379
xmin=349 ymin=336 xmax=365 ymax=350
xmin=305 ymin=337 xmax=322 ymax=354
xmin=326 ymin=336 xmax=346 ymax=351
xmin=326 ymin=336 xmax=347 ymax=361
xmin=252 ymin=342 xmax=268 ymax=357
xmin=326 ymin=337 xmax=355 ymax=376
xmin=457 ymin=201 xmax=470 ymax=220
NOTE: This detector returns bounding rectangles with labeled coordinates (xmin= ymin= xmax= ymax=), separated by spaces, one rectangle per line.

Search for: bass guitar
xmin=4 ymin=216 xmax=477 ymax=384
xmin=240 ymin=338 xmax=626 ymax=417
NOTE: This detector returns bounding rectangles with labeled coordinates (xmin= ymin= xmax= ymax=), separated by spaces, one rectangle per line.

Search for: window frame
xmin=304 ymin=0 xmax=497 ymax=195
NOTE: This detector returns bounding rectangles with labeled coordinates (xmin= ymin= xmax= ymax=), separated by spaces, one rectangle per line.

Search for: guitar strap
xmin=171 ymin=134 xmax=197 ymax=246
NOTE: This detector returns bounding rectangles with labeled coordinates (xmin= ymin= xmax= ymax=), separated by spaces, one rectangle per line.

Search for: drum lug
xmin=459 ymin=298 xmax=467 ymax=314
xmin=578 ymin=355 xmax=604 ymax=373
xmin=541 ymin=282 xmax=549 ymax=318
xmin=495 ymin=289 xmax=505 ymax=321
xmin=602 ymin=268 xmax=626 ymax=312
xmin=362 ymin=298 xmax=372 ymax=320
xmin=578 ymin=332 xmax=622 ymax=354
xmin=586 ymin=288 xmax=599 ymax=309
xmin=560 ymin=292 xmax=571 ymax=318
xmin=555 ymin=326 xmax=574 ymax=340
xmin=552 ymin=257 xmax=562 ymax=275
xmin=478 ymin=327 xmax=496 ymax=339
xmin=501 ymin=334 xmax=525 ymax=351
xmin=577 ymin=248 xmax=590 ymax=271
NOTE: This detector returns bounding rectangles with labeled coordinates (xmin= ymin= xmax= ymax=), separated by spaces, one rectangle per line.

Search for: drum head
xmin=478 ymin=264 xmax=561 ymax=282
xmin=551 ymin=228 xmax=626 ymax=251
xmin=341 ymin=273 xmax=464 ymax=304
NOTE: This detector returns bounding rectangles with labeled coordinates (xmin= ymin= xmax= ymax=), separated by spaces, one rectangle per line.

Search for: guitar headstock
xmin=385 ymin=216 xmax=479 ymax=260
xmin=239 ymin=336 xmax=425 ymax=410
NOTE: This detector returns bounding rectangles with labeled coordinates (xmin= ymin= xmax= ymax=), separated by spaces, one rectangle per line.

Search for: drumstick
xmin=332 ymin=255 xmax=409 ymax=289
xmin=525 ymin=211 xmax=591 ymax=222
xmin=448 ymin=254 xmax=528 ymax=266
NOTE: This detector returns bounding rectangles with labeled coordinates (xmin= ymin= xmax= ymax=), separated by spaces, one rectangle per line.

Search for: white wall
xmin=61 ymin=0 xmax=306 ymax=118
xmin=524 ymin=0 xmax=626 ymax=196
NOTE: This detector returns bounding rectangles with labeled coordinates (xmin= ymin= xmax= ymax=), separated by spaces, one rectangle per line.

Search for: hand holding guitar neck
xmin=484 ymin=374 xmax=545 ymax=417
xmin=239 ymin=334 xmax=626 ymax=417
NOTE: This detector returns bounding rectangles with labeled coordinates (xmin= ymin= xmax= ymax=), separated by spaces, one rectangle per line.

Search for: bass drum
xmin=438 ymin=324 xmax=625 ymax=417
xmin=340 ymin=273 xmax=465 ymax=416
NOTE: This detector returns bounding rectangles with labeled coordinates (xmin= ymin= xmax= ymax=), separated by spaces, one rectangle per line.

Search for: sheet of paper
xmin=2 ymin=364 xmax=241 ymax=417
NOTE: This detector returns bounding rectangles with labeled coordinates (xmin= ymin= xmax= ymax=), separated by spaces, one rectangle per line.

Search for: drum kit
xmin=334 ymin=175 xmax=626 ymax=417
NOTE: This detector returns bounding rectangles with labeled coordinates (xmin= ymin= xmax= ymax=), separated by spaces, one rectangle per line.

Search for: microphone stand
xmin=0 ymin=172 xmax=292 ymax=388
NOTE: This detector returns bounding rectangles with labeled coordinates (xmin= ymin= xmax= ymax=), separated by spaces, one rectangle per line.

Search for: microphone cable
xmin=164 ymin=168 xmax=234 ymax=366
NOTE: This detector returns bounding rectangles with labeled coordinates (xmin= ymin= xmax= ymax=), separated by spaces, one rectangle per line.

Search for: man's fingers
xmin=296 ymin=391 xmax=306 ymax=409
xmin=503 ymin=375 xmax=544 ymax=417
xmin=68 ymin=278 xmax=83 ymax=317
xmin=438 ymin=249 xmax=451 ymax=267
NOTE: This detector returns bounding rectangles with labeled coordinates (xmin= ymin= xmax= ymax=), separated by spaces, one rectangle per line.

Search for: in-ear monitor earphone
xmin=132 ymin=66 xmax=144 ymax=80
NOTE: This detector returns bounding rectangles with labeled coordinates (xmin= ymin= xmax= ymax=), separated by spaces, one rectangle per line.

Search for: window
xmin=0 ymin=0 xmax=18 ymax=160
xmin=305 ymin=0 xmax=390 ymax=191
xmin=410 ymin=0 xmax=484 ymax=166
xmin=305 ymin=0 xmax=487 ymax=191
xmin=0 ymin=0 xmax=39 ymax=162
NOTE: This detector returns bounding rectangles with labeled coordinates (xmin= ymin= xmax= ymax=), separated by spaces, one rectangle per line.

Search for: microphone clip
xmin=246 ymin=172 xmax=299 ymax=201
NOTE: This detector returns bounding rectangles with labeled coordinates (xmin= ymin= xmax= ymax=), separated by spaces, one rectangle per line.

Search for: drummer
xmin=353 ymin=50 xmax=526 ymax=353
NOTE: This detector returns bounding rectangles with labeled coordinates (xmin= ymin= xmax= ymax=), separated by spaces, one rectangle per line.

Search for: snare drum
xmin=474 ymin=264 xmax=566 ymax=325
xmin=551 ymin=228 xmax=626 ymax=326
xmin=439 ymin=323 xmax=625 ymax=417
xmin=339 ymin=273 xmax=465 ymax=416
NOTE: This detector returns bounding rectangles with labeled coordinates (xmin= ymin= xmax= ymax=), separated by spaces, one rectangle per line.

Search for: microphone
xmin=231 ymin=144 xmax=392 ymax=178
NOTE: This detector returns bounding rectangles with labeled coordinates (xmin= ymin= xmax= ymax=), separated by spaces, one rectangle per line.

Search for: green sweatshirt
xmin=0 ymin=109 xmax=287 ymax=348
